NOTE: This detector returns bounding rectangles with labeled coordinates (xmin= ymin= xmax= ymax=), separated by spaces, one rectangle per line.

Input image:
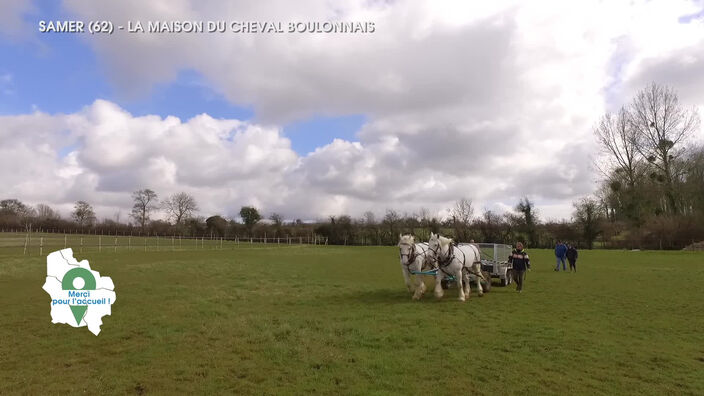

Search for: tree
xmin=630 ymin=83 xmax=701 ymax=214
xmin=72 ymin=201 xmax=96 ymax=227
xmin=130 ymin=189 xmax=158 ymax=229
xmin=573 ymin=197 xmax=602 ymax=249
xmin=382 ymin=209 xmax=401 ymax=244
xmin=515 ymin=197 xmax=538 ymax=246
xmin=595 ymin=106 xmax=647 ymax=223
xmin=36 ymin=204 xmax=60 ymax=220
xmin=163 ymin=192 xmax=198 ymax=225
xmin=478 ymin=209 xmax=503 ymax=243
xmin=0 ymin=199 xmax=31 ymax=216
xmin=239 ymin=206 xmax=261 ymax=235
xmin=451 ymin=198 xmax=474 ymax=242
xmin=0 ymin=199 xmax=35 ymax=228
xmin=269 ymin=212 xmax=284 ymax=237
xmin=206 ymin=215 xmax=228 ymax=236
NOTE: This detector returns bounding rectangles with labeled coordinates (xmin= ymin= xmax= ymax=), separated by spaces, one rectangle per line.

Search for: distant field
xmin=0 ymin=232 xmax=302 ymax=256
xmin=1 ymin=234 xmax=703 ymax=394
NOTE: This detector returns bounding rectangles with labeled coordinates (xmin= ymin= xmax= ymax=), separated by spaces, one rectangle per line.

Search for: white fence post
xmin=99 ymin=235 xmax=102 ymax=253
xmin=64 ymin=234 xmax=67 ymax=248
xmin=40 ymin=237 xmax=44 ymax=256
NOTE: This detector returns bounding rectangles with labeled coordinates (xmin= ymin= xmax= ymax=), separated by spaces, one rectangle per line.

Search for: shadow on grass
xmin=325 ymin=287 xmax=501 ymax=305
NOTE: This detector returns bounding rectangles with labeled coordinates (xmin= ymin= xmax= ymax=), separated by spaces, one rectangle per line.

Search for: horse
xmin=426 ymin=232 xmax=484 ymax=301
xmin=398 ymin=234 xmax=436 ymax=300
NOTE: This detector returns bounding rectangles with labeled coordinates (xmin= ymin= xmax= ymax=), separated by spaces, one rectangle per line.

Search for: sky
xmin=1 ymin=0 xmax=704 ymax=223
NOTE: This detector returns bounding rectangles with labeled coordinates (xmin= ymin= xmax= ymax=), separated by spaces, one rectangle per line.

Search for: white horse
xmin=427 ymin=232 xmax=484 ymax=301
xmin=398 ymin=234 xmax=436 ymax=300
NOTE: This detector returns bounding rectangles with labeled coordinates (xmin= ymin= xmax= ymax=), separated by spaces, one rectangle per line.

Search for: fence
xmin=0 ymin=231 xmax=329 ymax=256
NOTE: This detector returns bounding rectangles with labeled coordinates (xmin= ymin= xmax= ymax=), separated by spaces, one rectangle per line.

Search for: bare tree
xmin=451 ymin=198 xmax=474 ymax=225
xmin=451 ymin=198 xmax=474 ymax=242
xmin=36 ymin=204 xmax=60 ymax=220
xmin=595 ymin=106 xmax=645 ymax=189
xmin=594 ymin=106 xmax=648 ymax=223
xmin=130 ymin=189 xmax=158 ymax=229
xmin=163 ymin=192 xmax=198 ymax=225
xmin=72 ymin=201 xmax=96 ymax=227
xmin=630 ymin=83 xmax=701 ymax=214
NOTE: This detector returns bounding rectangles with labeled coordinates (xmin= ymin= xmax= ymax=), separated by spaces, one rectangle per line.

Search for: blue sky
xmin=0 ymin=1 xmax=365 ymax=155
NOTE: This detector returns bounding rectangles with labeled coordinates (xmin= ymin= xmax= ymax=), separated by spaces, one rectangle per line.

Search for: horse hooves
xmin=478 ymin=293 xmax=484 ymax=297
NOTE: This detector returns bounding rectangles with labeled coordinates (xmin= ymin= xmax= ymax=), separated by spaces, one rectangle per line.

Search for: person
xmin=566 ymin=243 xmax=578 ymax=272
xmin=508 ymin=241 xmax=530 ymax=292
xmin=554 ymin=240 xmax=567 ymax=271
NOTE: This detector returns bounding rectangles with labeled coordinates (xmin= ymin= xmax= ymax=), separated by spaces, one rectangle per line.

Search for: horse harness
xmin=399 ymin=242 xmax=431 ymax=271
xmin=437 ymin=242 xmax=484 ymax=279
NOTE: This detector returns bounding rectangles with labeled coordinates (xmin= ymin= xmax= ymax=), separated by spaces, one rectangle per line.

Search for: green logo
xmin=61 ymin=268 xmax=97 ymax=325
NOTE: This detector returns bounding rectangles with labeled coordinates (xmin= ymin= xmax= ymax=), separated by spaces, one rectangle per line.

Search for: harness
xmin=399 ymin=242 xmax=431 ymax=272
xmin=436 ymin=242 xmax=485 ymax=280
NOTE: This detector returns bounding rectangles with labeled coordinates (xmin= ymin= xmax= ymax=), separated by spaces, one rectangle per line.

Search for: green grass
xmin=1 ymin=238 xmax=703 ymax=394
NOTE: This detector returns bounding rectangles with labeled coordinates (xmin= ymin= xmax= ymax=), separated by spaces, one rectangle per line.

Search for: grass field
xmin=1 ymin=235 xmax=703 ymax=395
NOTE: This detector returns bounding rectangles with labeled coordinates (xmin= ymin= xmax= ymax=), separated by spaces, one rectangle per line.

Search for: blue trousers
xmin=555 ymin=256 xmax=567 ymax=270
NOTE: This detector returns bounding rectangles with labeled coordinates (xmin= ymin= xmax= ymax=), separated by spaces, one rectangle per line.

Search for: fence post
xmin=220 ymin=237 xmax=223 ymax=250
xmin=99 ymin=235 xmax=102 ymax=253
xmin=23 ymin=233 xmax=28 ymax=255
xmin=144 ymin=237 xmax=147 ymax=252
xmin=128 ymin=236 xmax=131 ymax=251
xmin=80 ymin=237 xmax=83 ymax=254
xmin=64 ymin=234 xmax=67 ymax=248
xmin=201 ymin=237 xmax=204 ymax=249
xmin=172 ymin=236 xmax=175 ymax=251
xmin=40 ymin=237 xmax=43 ymax=256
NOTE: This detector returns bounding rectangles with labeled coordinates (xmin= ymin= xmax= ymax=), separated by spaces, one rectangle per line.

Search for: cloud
xmin=4 ymin=0 xmax=704 ymax=221
xmin=1 ymin=99 xmax=597 ymax=221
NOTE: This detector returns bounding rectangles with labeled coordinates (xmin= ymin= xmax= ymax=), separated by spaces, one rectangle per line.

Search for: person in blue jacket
xmin=554 ymin=240 xmax=567 ymax=271
xmin=508 ymin=242 xmax=530 ymax=292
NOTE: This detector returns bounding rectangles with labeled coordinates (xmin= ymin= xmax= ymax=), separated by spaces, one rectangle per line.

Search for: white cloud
xmin=4 ymin=0 xmax=704 ymax=221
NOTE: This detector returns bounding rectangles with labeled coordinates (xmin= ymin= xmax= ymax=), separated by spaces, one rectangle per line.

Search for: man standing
xmin=508 ymin=241 xmax=530 ymax=292
xmin=566 ymin=243 xmax=578 ymax=272
xmin=554 ymin=240 xmax=567 ymax=271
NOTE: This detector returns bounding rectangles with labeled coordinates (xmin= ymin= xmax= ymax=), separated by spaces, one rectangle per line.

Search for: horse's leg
xmin=463 ymin=269 xmax=471 ymax=298
xmin=413 ymin=274 xmax=426 ymax=300
xmin=475 ymin=263 xmax=484 ymax=297
xmin=401 ymin=265 xmax=414 ymax=294
xmin=456 ymin=268 xmax=466 ymax=302
xmin=434 ymin=271 xmax=444 ymax=299
xmin=412 ymin=263 xmax=425 ymax=300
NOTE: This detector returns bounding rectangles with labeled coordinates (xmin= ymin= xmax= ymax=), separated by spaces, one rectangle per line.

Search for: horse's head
xmin=427 ymin=232 xmax=440 ymax=262
xmin=398 ymin=234 xmax=415 ymax=265
xmin=428 ymin=233 xmax=453 ymax=260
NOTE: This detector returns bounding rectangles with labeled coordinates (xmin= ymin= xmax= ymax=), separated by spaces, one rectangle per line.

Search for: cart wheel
xmin=481 ymin=271 xmax=491 ymax=292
